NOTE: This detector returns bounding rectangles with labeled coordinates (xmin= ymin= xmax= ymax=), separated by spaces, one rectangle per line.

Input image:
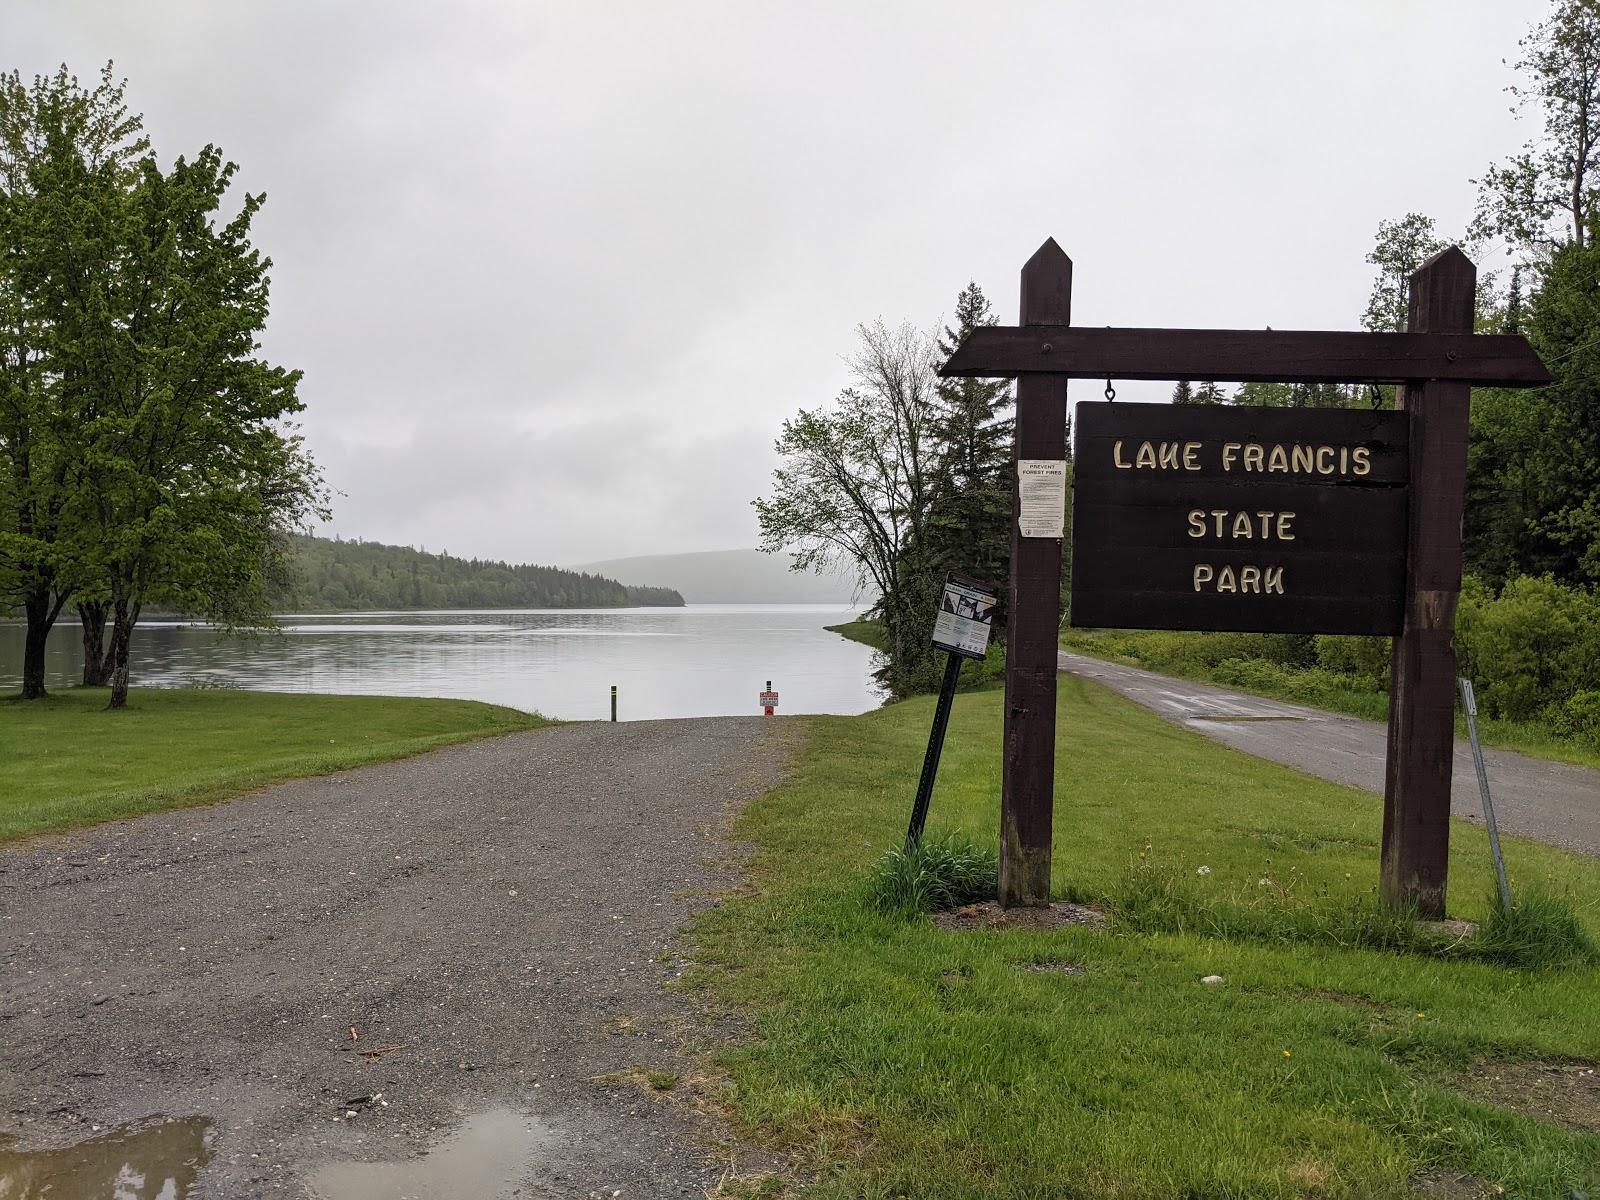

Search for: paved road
xmin=1060 ymin=651 xmax=1600 ymax=857
xmin=0 ymin=718 xmax=793 ymax=1198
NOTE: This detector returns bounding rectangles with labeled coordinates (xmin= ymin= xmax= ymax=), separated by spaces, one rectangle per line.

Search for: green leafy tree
xmin=71 ymin=143 xmax=333 ymax=707
xmin=0 ymin=65 xmax=147 ymax=698
xmin=1473 ymin=0 xmax=1600 ymax=259
xmin=755 ymin=319 xmax=941 ymax=698
xmin=1364 ymin=213 xmax=1448 ymax=333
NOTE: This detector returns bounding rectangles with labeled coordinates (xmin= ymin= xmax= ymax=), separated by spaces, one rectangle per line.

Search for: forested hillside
xmin=271 ymin=536 xmax=683 ymax=611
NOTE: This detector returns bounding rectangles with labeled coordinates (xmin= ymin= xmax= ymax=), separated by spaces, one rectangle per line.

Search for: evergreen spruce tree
xmin=925 ymin=282 xmax=1014 ymax=628
xmin=1171 ymin=380 xmax=1195 ymax=404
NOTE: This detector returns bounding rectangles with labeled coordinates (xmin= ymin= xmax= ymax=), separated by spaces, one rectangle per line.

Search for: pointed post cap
xmin=1020 ymin=238 xmax=1072 ymax=326
xmin=1408 ymin=245 xmax=1476 ymax=333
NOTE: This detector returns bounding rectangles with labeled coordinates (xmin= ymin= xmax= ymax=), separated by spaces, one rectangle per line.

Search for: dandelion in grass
xmin=1283 ymin=1050 xmax=1292 ymax=1058
xmin=1196 ymin=865 xmax=1211 ymax=876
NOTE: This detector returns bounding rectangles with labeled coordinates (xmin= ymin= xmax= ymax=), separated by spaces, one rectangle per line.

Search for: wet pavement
xmin=0 ymin=1116 xmax=212 ymax=1198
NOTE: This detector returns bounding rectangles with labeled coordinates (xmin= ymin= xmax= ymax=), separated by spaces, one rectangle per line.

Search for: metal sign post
xmin=760 ymin=681 xmax=779 ymax=717
xmin=1459 ymin=677 xmax=1513 ymax=916
xmin=905 ymin=575 xmax=999 ymax=849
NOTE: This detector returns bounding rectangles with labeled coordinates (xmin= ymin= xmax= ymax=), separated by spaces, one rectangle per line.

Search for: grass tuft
xmin=1472 ymin=889 xmax=1598 ymax=970
xmin=864 ymin=830 xmax=998 ymax=915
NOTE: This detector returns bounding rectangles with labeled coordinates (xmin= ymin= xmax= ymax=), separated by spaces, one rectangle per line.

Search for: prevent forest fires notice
xmin=1070 ymin=402 xmax=1410 ymax=635
xmin=1017 ymin=459 xmax=1068 ymax=538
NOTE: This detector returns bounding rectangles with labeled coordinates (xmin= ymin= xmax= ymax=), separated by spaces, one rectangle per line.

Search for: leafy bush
xmin=1313 ymin=634 xmax=1391 ymax=686
xmin=1458 ymin=575 xmax=1600 ymax=720
xmin=865 ymin=832 xmax=998 ymax=915
xmin=1551 ymin=690 xmax=1600 ymax=747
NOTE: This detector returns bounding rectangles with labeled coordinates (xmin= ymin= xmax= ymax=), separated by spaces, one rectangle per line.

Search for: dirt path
xmin=0 ymin=717 xmax=794 ymax=1198
xmin=1061 ymin=651 xmax=1600 ymax=856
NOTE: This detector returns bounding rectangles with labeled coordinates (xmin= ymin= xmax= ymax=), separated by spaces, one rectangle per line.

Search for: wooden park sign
xmin=940 ymin=239 xmax=1550 ymax=918
xmin=1072 ymin=403 xmax=1409 ymax=635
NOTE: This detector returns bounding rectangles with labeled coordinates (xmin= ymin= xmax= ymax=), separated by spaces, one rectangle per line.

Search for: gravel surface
xmin=0 ymin=717 xmax=795 ymax=1197
xmin=1061 ymin=651 xmax=1600 ymax=856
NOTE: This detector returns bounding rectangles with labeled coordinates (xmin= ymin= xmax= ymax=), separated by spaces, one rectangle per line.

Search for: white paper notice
xmin=1017 ymin=459 xmax=1067 ymax=538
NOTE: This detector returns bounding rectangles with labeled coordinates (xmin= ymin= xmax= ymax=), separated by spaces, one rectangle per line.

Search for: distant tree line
xmin=272 ymin=535 xmax=683 ymax=611
xmin=1 ymin=66 xmax=325 ymax=706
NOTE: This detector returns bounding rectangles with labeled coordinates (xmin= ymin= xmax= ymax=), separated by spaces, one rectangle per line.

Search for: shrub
xmin=1314 ymin=634 xmax=1391 ymax=687
xmin=1551 ymin=690 xmax=1600 ymax=747
xmin=1459 ymin=575 xmax=1600 ymax=720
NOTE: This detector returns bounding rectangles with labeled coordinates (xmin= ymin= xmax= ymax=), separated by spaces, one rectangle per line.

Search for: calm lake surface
xmin=0 ymin=605 xmax=881 ymax=720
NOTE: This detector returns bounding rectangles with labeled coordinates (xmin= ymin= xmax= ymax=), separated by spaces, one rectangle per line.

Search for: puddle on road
xmin=0 ymin=1117 xmax=212 ymax=1199
xmin=307 ymin=1108 xmax=554 ymax=1200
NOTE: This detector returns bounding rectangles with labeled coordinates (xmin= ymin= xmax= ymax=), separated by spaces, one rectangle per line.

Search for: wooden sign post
xmin=1382 ymin=248 xmax=1476 ymax=917
xmin=1000 ymin=240 xmax=1072 ymax=907
xmin=941 ymin=239 xmax=1550 ymax=917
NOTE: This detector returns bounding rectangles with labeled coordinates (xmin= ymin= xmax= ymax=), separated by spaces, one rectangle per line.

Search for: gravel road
xmin=1061 ymin=651 xmax=1600 ymax=856
xmin=0 ymin=717 xmax=793 ymax=1198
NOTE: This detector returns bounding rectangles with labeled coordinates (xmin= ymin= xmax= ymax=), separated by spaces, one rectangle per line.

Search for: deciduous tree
xmin=80 ymin=146 xmax=328 ymax=707
xmin=0 ymin=64 xmax=146 ymax=698
xmin=755 ymin=320 xmax=941 ymax=698
xmin=1474 ymin=0 xmax=1600 ymax=259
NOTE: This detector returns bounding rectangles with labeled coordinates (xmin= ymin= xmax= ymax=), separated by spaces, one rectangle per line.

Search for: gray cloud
xmin=6 ymin=0 xmax=1545 ymax=563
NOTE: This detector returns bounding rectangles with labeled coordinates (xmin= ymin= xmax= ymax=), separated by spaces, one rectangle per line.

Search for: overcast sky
xmin=7 ymin=1 xmax=1547 ymax=565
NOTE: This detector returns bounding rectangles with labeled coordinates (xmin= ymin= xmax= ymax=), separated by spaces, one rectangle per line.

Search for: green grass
xmin=825 ymin=618 xmax=887 ymax=651
xmin=690 ymin=678 xmax=1600 ymax=1197
xmin=827 ymin=618 xmax=1007 ymax=692
xmin=0 ymin=687 xmax=545 ymax=841
xmin=1061 ymin=627 xmax=1600 ymax=772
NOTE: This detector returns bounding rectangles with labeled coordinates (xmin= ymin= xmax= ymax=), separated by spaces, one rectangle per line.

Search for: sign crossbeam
xmin=940 ymin=326 xmax=1551 ymax=387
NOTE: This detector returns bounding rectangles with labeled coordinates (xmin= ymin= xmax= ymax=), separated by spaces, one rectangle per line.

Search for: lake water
xmin=0 ymin=605 xmax=882 ymax=720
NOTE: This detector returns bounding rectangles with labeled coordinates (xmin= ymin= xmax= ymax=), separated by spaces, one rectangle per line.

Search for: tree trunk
xmin=22 ymin=592 xmax=51 ymax=700
xmin=106 ymin=598 xmax=140 ymax=710
xmin=20 ymin=583 xmax=64 ymax=700
xmin=79 ymin=600 xmax=110 ymax=687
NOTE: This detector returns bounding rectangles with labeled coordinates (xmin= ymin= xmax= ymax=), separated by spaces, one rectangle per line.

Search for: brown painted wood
xmin=941 ymin=325 xmax=1550 ymax=386
xmin=1070 ymin=402 xmax=1410 ymax=634
xmin=1000 ymin=238 xmax=1070 ymax=909
xmin=1382 ymin=246 xmax=1476 ymax=920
